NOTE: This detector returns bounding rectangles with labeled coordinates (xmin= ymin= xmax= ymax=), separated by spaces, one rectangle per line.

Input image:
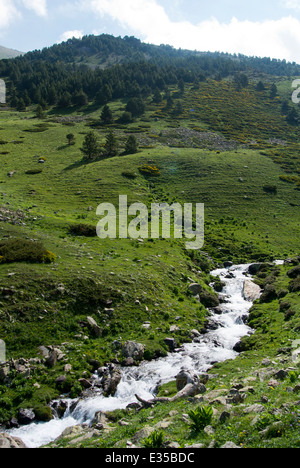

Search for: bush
xmin=122 ymin=171 xmax=138 ymax=179
xmin=69 ymin=224 xmax=97 ymax=237
xmin=263 ymin=185 xmax=277 ymax=195
xmin=34 ymin=405 xmax=53 ymax=422
xmin=289 ymin=277 xmax=300 ymax=293
xmin=260 ymin=284 xmax=278 ymax=303
xmin=188 ymin=406 xmax=213 ymax=433
xmin=25 ymin=169 xmax=43 ymax=175
xmin=42 ymin=250 xmax=57 ymax=264
xmin=199 ymin=291 xmax=220 ymax=308
xmin=138 ymin=164 xmax=160 ymax=177
xmin=0 ymin=239 xmax=56 ymax=264
xmin=287 ymin=266 xmax=300 ymax=279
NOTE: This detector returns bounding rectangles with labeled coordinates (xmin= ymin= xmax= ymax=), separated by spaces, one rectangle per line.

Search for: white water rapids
xmin=8 ymin=264 xmax=256 ymax=448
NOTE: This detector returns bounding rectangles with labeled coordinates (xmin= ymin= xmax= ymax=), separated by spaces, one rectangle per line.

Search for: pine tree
xmin=66 ymin=133 xmax=75 ymax=146
xmin=270 ymin=84 xmax=278 ymax=99
xmin=80 ymin=131 xmax=101 ymax=161
xmin=256 ymin=81 xmax=265 ymax=92
xmin=124 ymin=135 xmax=138 ymax=155
xmin=126 ymin=98 xmax=145 ymax=117
xmin=100 ymin=104 xmax=113 ymax=125
xmin=35 ymin=105 xmax=44 ymax=119
xmin=286 ymin=107 xmax=299 ymax=125
xmin=152 ymin=88 xmax=162 ymax=103
xmin=104 ymin=130 xmax=119 ymax=158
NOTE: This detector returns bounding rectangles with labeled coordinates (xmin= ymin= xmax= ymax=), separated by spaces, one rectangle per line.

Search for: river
xmin=8 ymin=263 xmax=256 ymax=448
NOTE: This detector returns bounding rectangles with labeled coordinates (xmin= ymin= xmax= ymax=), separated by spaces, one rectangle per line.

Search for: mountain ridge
xmin=0 ymin=45 xmax=23 ymax=60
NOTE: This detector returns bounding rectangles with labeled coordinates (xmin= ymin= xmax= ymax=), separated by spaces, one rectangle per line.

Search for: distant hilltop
xmin=0 ymin=45 xmax=23 ymax=59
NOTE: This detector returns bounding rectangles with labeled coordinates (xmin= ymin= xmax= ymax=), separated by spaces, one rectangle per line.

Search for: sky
xmin=2 ymin=0 xmax=300 ymax=62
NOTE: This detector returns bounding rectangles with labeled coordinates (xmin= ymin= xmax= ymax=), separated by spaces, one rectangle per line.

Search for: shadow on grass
xmin=62 ymin=158 xmax=88 ymax=171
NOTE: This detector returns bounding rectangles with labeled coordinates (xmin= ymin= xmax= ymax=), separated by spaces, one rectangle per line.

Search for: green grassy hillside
xmin=0 ymin=72 xmax=299 ymax=447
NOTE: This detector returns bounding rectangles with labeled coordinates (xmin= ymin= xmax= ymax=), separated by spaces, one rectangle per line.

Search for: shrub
xmin=0 ymin=239 xmax=56 ymax=264
xmin=34 ymin=405 xmax=53 ymax=422
xmin=284 ymin=309 xmax=296 ymax=321
xmin=69 ymin=224 xmax=97 ymax=237
xmin=263 ymin=185 xmax=277 ymax=195
xmin=260 ymin=284 xmax=278 ymax=303
xmin=25 ymin=169 xmax=43 ymax=175
xmin=199 ymin=291 xmax=220 ymax=308
xmin=188 ymin=406 xmax=213 ymax=433
xmin=138 ymin=164 xmax=160 ymax=177
xmin=289 ymin=277 xmax=300 ymax=293
xmin=122 ymin=171 xmax=138 ymax=179
xmin=42 ymin=250 xmax=57 ymax=264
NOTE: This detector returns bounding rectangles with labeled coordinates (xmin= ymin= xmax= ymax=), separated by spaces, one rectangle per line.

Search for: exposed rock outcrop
xmin=0 ymin=433 xmax=27 ymax=448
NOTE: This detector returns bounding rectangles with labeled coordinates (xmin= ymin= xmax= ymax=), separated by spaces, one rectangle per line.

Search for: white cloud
xmin=21 ymin=0 xmax=48 ymax=17
xmin=0 ymin=0 xmax=47 ymax=31
xmin=58 ymin=30 xmax=84 ymax=43
xmin=85 ymin=0 xmax=300 ymax=62
xmin=0 ymin=0 xmax=20 ymax=29
xmin=283 ymin=0 xmax=300 ymax=9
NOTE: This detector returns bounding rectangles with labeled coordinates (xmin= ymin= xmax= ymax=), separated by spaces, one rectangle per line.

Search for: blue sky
xmin=2 ymin=0 xmax=300 ymax=62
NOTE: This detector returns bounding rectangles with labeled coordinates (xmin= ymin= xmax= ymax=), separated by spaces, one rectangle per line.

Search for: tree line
xmin=1 ymin=34 xmax=299 ymax=111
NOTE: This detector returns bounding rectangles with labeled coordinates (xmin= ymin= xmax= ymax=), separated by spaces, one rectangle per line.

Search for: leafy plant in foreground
xmin=188 ymin=406 xmax=213 ymax=433
xmin=142 ymin=430 xmax=166 ymax=448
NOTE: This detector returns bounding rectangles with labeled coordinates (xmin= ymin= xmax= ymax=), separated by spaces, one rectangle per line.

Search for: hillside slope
xmin=0 ymin=45 xmax=22 ymax=59
xmin=0 ymin=35 xmax=299 ymax=448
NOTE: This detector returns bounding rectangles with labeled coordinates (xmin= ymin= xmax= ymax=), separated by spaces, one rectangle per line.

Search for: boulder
xmin=46 ymin=349 xmax=58 ymax=368
xmin=243 ymin=280 xmax=261 ymax=301
xmin=164 ymin=337 xmax=177 ymax=352
xmin=176 ymin=369 xmax=200 ymax=392
xmin=0 ymin=366 xmax=9 ymax=383
xmin=122 ymin=341 xmax=145 ymax=361
xmin=248 ymin=263 xmax=262 ymax=275
xmin=243 ymin=404 xmax=265 ymax=414
xmin=87 ymin=316 xmax=102 ymax=338
xmin=18 ymin=408 xmax=35 ymax=425
xmin=98 ymin=364 xmax=122 ymax=397
xmin=221 ymin=442 xmax=241 ymax=449
xmin=0 ymin=433 xmax=27 ymax=449
xmin=175 ymin=369 xmax=206 ymax=397
xmin=131 ymin=426 xmax=155 ymax=444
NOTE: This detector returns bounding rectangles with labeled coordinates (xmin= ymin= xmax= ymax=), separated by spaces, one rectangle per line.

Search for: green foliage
xmin=103 ymin=130 xmax=119 ymax=157
xmin=0 ymin=239 xmax=55 ymax=264
xmin=80 ymin=131 xmax=101 ymax=161
xmin=124 ymin=135 xmax=138 ymax=155
xmin=66 ymin=133 xmax=75 ymax=146
xmin=138 ymin=164 xmax=160 ymax=177
xmin=142 ymin=430 xmax=166 ymax=448
xmin=188 ymin=406 xmax=213 ymax=433
xmin=68 ymin=223 xmax=97 ymax=237
xmin=101 ymin=105 xmax=114 ymax=125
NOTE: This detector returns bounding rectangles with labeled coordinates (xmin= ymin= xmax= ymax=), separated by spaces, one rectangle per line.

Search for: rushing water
xmin=8 ymin=264 xmax=255 ymax=448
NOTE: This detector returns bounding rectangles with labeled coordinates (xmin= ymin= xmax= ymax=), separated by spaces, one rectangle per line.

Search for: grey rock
xmin=273 ymin=369 xmax=288 ymax=381
xmin=18 ymin=408 xmax=35 ymax=425
xmin=164 ymin=337 xmax=177 ymax=352
xmin=98 ymin=364 xmax=122 ymax=397
xmin=243 ymin=404 xmax=265 ymax=414
xmin=122 ymin=341 xmax=145 ymax=361
xmin=0 ymin=433 xmax=27 ymax=448
xmin=221 ymin=442 xmax=241 ymax=449
xmin=87 ymin=316 xmax=102 ymax=338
